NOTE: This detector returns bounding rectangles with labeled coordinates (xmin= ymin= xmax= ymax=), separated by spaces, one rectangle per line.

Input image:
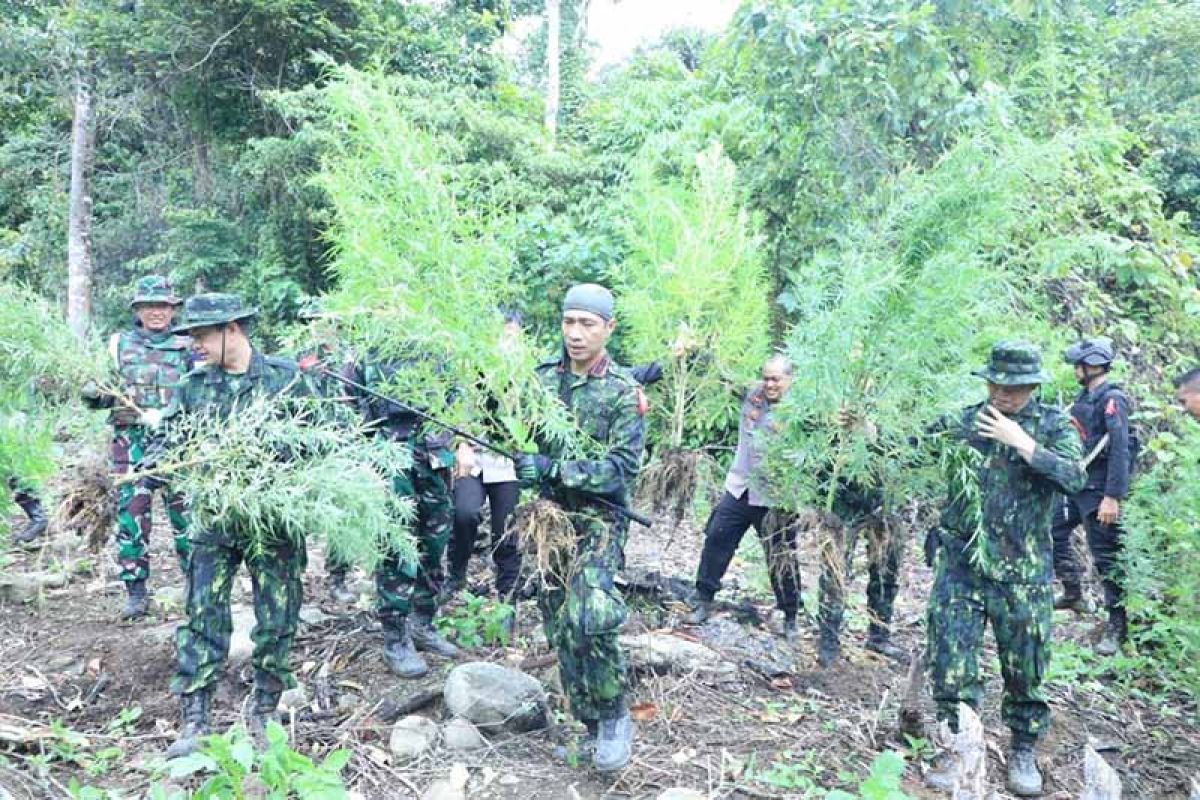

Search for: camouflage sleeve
xmin=557 ymin=386 xmax=645 ymax=497
xmin=1029 ymin=411 xmax=1086 ymax=495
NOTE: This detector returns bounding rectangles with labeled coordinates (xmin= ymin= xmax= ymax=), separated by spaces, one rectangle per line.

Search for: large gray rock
xmin=389 ymin=716 xmax=439 ymax=760
xmin=0 ymin=571 xmax=69 ymax=604
xmin=443 ymin=662 xmax=547 ymax=733
xmin=619 ymin=632 xmax=731 ymax=674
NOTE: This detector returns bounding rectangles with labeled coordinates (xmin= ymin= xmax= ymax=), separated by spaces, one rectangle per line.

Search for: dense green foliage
xmin=3 ymin=0 xmax=1200 ymax=702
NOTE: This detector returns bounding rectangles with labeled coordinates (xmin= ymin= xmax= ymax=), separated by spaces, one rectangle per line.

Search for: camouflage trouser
xmin=539 ymin=507 xmax=628 ymax=723
xmin=818 ymin=515 xmax=903 ymax=641
xmin=112 ymin=425 xmax=190 ymax=582
xmin=927 ymin=555 xmax=1052 ymax=742
xmin=172 ymin=529 xmax=306 ymax=696
xmin=376 ymin=447 xmax=452 ymax=628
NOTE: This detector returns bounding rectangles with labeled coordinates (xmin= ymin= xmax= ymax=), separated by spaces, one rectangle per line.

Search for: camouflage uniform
xmin=924 ymin=343 xmax=1085 ymax=744
xmin=85 ymin=276 xmax=192 ymax=582
xmin=532 ymin=352 xmax=646 ymax=723
xmin=165 ymin=296 xmax=321 ymax=699
xmin=817 ymin=481 xmax=903 ymax=653
xmin=341 ymin=357 xmax=455 ymax=630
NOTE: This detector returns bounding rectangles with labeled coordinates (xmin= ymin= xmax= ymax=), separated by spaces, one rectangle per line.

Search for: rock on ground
xmin=442 ymin=717 xmax=485 ymax=751
xmin=619 ymin=631 xmax=732 ymax=674
xmin=443 ymin=662 xmax=547 ymax=733
xmin=228 ymin=604 xmax=256 ymax=664
xmin=389 ymin=715 xmax=439 ymax=760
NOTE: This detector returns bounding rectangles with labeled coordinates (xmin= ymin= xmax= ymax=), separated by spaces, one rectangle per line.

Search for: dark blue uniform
xmin=1051 ymin=381 xmax=1134 ymax=626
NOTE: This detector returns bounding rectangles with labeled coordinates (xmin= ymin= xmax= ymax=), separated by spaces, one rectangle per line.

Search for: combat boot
xmin=1006 ymin=742 xmax=1043 ymax=797
xmin=817 ymin=628 xmax=840 ymax=668
xmin=121 ymin=579 xmax=150 ymax=620
xmin=1054 ymin=582 xmax=1086 ymax=613
xmin=683 ymin=599 xmax=713 ymax=626
xmin=923 ymin=749 xmax=958 ymax=792
xmin=592 ymin=710 xmax=634 ymax=772
xmin=382 ymin=623 xmax=428 ymax=678
xmin=165 ymin=689 xmax=211 ymax=759
xmin=782 ymin=612 xmax=800 ymax=643
xmin=865 ymin=624 xmax=907 ymax=662
xmin=409 ymin=611 xmax=459 ymax=658
xmin=326 ymin=572 xmax=355 ymax=605
xmin=245 ymin=686 xmax=281 ymax=748
xmin=12 ymin=495 xmax=47 ymax=544
xmin=439 ymin=573 xmax=466 ymax=602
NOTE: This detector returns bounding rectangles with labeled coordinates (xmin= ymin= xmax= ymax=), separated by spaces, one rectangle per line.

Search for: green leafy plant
xmin=827 ymin=751 xmax=912 ymax=800
xmin=167 ymin=722 xmax=350 ymax=799
xmin=436 ymin=592 xmax=515 ymax=648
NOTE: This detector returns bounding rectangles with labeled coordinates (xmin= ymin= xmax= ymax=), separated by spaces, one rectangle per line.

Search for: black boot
xmin=593 ymin=710 xmax=634 ymax=772
xmin=409 ymin=611 xmax=459 ymax=658
xmin=12 ymin=495 xmax=48 ymax=544
xmin=438 ymin=573 xmax=466 ymax=602
xmin=246 ymin=686 xmax=281 ymax=747
xmin=382 ymin=623 xmax=428 ymax=678
xmin=1006 ymin=741 xmax=1043 ymax=797
xmin=1054 ymin=581 xmax=1086 ymax=613
xmin=326 ymin=571 xmax=355 ymax=605
xmin=166 ymin=690 xmax=211 ymax=758
xmin=683 ymin=599 xmax=713 ymax=626
xmin=865 ymin=623 xmax=907 ymax=661
xmin=817 ymin=622 xmax=840 ymax=667
xmin=121 ymin=579 xmax=150 ymax=620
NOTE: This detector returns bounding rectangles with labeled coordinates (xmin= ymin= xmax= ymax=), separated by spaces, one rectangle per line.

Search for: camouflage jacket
xmin=534 ymin=352 xmax=646 ymax=511
xmin=87 ymin=327 xmax=192 ymax=426
xmin=170 ymin=351 xmax=317 ymax=421
xmin=929 ymin=399 xmax=1086 ymax=584
xmin=342 ymin=355 xmax=454 ymax=470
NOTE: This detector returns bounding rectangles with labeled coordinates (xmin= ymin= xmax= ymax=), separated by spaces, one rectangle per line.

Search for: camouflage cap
xmin=171 ymin=293 xmax=258 ymax=334
xmin=972 ymin=341 xmax=1053 ymax=386
xmin=1063 ymin=336 xmax=1115 ymax=367
xmin=129 ymin=275 xmax=182 ymax=308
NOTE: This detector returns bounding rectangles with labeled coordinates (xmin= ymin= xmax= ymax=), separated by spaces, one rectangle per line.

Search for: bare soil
xmin=1 ymin=500 xmax=1196 ymax=799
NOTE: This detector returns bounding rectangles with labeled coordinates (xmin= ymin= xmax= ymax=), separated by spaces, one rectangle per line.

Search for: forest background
xmin=1 ymin=0 xmax=1198 ymax=729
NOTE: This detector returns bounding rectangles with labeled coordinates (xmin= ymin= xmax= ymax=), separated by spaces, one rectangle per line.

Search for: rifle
xmin=306 ymin=362 xmax=654 ymax=528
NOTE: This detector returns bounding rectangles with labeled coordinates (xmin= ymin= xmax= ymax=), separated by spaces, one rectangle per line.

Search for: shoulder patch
xmin=1105 ymin=398 xmax=1117 ymax=417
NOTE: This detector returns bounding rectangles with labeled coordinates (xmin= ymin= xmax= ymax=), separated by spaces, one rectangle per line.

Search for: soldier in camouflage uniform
xmin=161 ymin=294 xmax=322 ymax=758
xmin=922 ymin=342 xmax=1085 ymax=797
xmin=340 ymin=353 xmax=459 ymax=678
xmin=82 ymin=276 xmax=192 ymax=619
xmin=515 ymin=284 xmax=646 ymax=773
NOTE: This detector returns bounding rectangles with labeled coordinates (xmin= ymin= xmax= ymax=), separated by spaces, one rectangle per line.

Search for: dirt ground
xmin=1 ymin=498 xmax=1197 ymax=799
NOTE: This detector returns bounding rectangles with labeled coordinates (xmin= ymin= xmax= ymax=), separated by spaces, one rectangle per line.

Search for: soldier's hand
xmin=1097 ymin=496 xmax=1120 ymax=526
xmin=140 ymin=408 xmax=164 ymax=429
xmin=515 ymin=454 xmax=557 ymax=488
xmin=976 ymin=404 xmax=1036 ymax=459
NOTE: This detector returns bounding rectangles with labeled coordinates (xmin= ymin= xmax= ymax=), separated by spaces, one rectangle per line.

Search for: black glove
xmin=515 ymin=454 xmax=557 ymax=488
xmin=632 ymin=362 xmax=663 ymax=386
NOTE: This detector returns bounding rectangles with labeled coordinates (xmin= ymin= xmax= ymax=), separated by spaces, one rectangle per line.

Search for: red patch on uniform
xmin=1105 ymin=398 xmax=1117 ymax=416
xmin=635 ymin=387 xmax=648 ymax=416
xmin=297 ymin=353 xmax=319 ymax=372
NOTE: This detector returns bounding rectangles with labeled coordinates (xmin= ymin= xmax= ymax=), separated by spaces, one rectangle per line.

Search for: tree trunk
xmin=67 ymin=72 xmax=96 ymax=341
xmin=544 ymin=0 xmax=560 ymax=140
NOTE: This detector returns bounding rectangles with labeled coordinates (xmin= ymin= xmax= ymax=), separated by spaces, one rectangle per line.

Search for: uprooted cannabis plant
xmin=152 ymin=396 xmax=416 ymax=572
xmin=616 ymin=142 xmax=770 ymax=522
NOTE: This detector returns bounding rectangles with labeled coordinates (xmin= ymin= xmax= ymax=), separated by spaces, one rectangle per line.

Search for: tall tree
xmin=66 ymin=68 xmax=94 ymax=339
xmin=544 ymin=0 xmax=560 ymax=138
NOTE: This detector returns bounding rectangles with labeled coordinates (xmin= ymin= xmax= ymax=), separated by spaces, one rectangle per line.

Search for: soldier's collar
xmin=203 ymin=350 xmax=264 ymax=384
xmin=556 ymin=351 xmax=611 ymax=379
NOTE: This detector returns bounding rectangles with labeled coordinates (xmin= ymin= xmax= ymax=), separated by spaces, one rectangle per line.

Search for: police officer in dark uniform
xmin=1051 ymin=337 xmax=1135 ymax=655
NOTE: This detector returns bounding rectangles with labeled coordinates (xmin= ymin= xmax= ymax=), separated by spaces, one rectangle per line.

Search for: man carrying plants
xmin=923 ymin=342 xmax=1085 ymax=797
xmin=82 ymin=275 xmax=192 ymax=619
xmin=683 ymin=355 xmax=803 ymax=642
xmin=1051 ymin=337 xmax=1137 ymax=655
xmin=515 ymin=283 xmax=646 ymax=773
xmin=161 ymin=294 xmax=322 ymax=758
